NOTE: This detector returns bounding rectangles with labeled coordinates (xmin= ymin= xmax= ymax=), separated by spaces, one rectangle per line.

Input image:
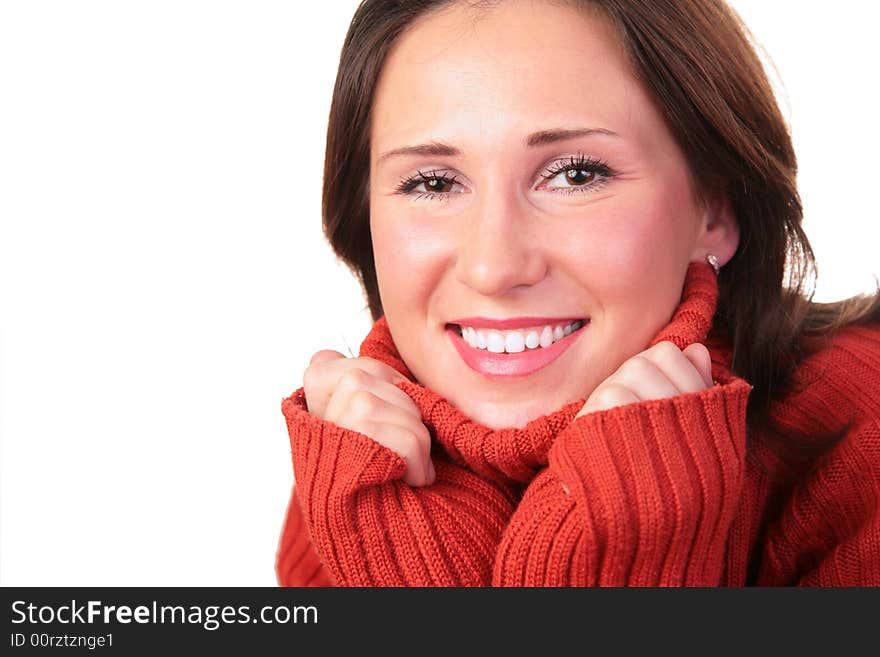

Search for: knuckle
xmin=349 ymin=390 xmax=380 ymax=417
xmin=652 ymin=341 xmax=682 ymax=359
xmin=365 ymin=359 xmax=403 ymax=384
xmin=398 ymin=398 xmax=421 ymax=421
xmin=384 ymin=367 xmax=407 ymax=385
xmin=302 ymin=365 xmax=314 ymax=387
xmin=619 ymin=355 xmax=652 ymax=377
xmin=598 ymin=383 xmax=631 ymax=403
xmin=339 ymin=367 xmax=369 ymax=389
xmin=302 ymin=364 xmax=322 ymax=393
xmin=308 ymin=349 xmax=345 ymax=369
xmin=309 ymin=350 xmax=333 ymax=365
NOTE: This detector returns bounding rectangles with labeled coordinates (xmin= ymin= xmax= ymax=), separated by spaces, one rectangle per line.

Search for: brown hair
xmin=320 ymin=0 xmax=880 ymax=419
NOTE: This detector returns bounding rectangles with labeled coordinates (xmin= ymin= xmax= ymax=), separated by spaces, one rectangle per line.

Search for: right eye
xmin=396 ymin=170 xmax=465 ymax=200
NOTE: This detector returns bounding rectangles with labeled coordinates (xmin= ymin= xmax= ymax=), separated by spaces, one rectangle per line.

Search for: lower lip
xmin=447 ymin=323 xmax=588 ymax=378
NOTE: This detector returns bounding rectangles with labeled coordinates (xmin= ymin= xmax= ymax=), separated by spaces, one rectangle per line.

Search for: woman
xmin=277 ymin=0 xmax=880 ymax=586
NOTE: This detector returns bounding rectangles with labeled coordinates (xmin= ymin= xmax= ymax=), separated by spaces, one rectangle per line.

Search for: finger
xmin=327 ymin=368 xmax=422 ymax=422
xmin=302 ymin=351 xmax=347 ymax=416
xmin=577 ymin=382 xmax=641 ymax=416
xmin=366 ymin=378 xmax=424 ymax=421
xmin=327 ymin=386 xmax=423 ymax=436
xmin=303 ymin=356 xmax=409 ymax=417
xmin=682 ymin=343 xmax=713 ymax=387
xmin=357 ymin=421 xmax=435 ymax=487
xmin=612 ymin=354 xmax=681 ymax=399
xmin=327 ymin=390 xmax=433 ymax=486
xmin=309 ymin=349 xmax=346 ymax=366
xmin=642 ymin=341 xmax=709 ymax=393
xmin=322 ymin=356 xmax=410 ymax=386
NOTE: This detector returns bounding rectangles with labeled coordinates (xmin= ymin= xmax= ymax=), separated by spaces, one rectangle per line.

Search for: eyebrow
xmin=376 ymin=127 xmax=620 ymax=165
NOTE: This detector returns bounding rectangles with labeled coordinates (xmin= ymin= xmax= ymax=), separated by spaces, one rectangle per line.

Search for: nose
xmin=454 ymin=186 xmax=548 ymax=296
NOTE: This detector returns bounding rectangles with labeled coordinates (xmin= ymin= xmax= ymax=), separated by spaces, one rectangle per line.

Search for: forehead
xmin=370 ymin=0 xmax=665 ymax=156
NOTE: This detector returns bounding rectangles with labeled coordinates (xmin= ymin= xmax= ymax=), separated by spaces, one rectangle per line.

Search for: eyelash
xmin=394 ymin=154 xmax=616 ymax=201
xmin=396 ymin=169 xmax=462 ymax=202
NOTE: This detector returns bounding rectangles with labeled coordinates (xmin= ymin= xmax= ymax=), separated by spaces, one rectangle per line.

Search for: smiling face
xmin=368 ymin=0 xmax=737 ymax=429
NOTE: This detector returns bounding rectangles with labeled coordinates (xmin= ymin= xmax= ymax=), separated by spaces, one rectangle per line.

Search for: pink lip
xmin=446 ymin=322 xmax=588 ymax=378
xmin=449 ymin=316 xmax=582 ymax=330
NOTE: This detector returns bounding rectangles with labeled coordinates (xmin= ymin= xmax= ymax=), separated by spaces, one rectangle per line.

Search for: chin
xmin=455 ymin=395 xmax=562 ymax=430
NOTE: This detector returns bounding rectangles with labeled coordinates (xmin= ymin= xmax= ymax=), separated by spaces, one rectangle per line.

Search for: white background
xmin=1 ymin=1 xmax=878 ymax=585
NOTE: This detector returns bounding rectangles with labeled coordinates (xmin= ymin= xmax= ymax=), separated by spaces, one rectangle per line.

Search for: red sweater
xmin=276 ymin=263 xmax=880 ymax=586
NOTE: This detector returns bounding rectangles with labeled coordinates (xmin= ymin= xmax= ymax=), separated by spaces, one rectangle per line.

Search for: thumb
xmin=682 ymin=343 xmax=713 ymax=388
xmin=309 ymin=349 xmax=346 ymax=366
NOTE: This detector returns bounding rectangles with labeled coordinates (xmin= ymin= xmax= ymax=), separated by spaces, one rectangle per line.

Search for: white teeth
xmin=539 ymin=326 xmax=554 ymax=348
xmin=456 ymin=320 xmax=586 ymax=353
xmin=505 ymin=332 xmax=525 ymax=353
xmin=486 ymin=331 xmax=505 ymax=353
xmin=525 ymin=331 xmax=540 ymax=349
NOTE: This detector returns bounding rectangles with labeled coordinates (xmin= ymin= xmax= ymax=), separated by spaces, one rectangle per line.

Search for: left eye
xmin=418 ymin=177 xmax=458 ymax=193
xmin=548 ymin=167 xmax=596 ymax=187
xmin=540 ymin=156 xmax=614 ymax=193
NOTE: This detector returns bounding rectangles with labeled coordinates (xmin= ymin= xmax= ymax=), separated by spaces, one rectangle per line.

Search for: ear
xmin=691 ymin=194 xmax=739 ymax=267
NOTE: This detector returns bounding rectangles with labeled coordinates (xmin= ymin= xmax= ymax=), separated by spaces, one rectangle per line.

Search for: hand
xmin=303 ymin=350 xmax=435 ymax=487
xmin=576 ymin=341 xmax=713 ymax=417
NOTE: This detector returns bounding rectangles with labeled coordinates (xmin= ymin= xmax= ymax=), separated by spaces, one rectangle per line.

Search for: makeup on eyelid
xmin=393 ymin=153 xmax=617 ymax=200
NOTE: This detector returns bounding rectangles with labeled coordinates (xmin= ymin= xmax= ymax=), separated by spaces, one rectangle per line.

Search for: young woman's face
xmin=369 ymin=0 xmax=735 ymax=429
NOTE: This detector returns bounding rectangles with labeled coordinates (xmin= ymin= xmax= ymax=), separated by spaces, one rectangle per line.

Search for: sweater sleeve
xmin=276 ymin=485 xmax=335 ymax=587
xmin=758 ymin=421 xmax=880 ymax=586
xmin=492 ymin=378 xmax=752 ymax=586
xmin=281 ymin=388 xmax=518 ymax=586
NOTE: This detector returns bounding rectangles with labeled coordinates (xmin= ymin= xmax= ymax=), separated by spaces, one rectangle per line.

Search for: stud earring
xmin=706 ymin=254 xmax=720 ymax=275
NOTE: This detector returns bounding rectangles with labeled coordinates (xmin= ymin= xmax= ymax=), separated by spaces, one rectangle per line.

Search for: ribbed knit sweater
xmin=276 ymin=263 xmax=880 ymax=586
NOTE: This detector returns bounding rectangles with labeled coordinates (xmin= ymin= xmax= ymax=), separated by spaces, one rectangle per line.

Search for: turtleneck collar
xmin=359 ymin=262 xmax=730 ymax=485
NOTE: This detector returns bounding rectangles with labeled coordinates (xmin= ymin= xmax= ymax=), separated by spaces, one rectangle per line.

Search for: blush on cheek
xmin=597 ymin=187 xmax=698 ymax=286
xmin=565 ymin=209 xmax=663 ymax=297
xmin=370 ymin=205 xmax=453 ymax=322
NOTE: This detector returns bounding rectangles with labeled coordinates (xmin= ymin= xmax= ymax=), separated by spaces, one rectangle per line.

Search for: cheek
xmin=370 ymin=198 xmax=453 ymax=313
xmin=560 ymin=181 xmax=698 ymax=313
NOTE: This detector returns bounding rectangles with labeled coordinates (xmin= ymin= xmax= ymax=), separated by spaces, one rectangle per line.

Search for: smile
xmin=445 ymin=317 xmax=589 ymax=378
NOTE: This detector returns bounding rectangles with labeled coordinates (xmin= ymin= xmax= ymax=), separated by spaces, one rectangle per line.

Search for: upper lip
xmin=447 ymin=316 xmax=585 ymax=330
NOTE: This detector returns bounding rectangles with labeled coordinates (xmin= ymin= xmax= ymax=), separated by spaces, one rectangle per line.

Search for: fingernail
xmin=426 ymin=461 xmax=436 ymax=485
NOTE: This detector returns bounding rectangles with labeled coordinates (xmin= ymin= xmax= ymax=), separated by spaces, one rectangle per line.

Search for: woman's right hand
xmin=303 ymin=350 xmax=435 ymax=487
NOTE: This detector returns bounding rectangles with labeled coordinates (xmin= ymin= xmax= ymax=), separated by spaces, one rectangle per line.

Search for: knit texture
xmin=276 ymin=263 xmax=880 ymax=586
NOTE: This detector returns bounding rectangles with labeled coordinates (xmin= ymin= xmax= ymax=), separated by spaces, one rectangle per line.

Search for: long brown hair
xmin=320 ymin=0 xmax=880 ymax=419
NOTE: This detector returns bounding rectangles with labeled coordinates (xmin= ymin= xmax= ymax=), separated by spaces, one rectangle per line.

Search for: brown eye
xmin=424 ymin=177 xmax=454 ymax=193
xmin=396 ymin=170 xmax=464 ymax=200
xmin=540 ymin=155 xmax=614 ymax=195
xmin=565 ymin=168 xmax=595 ymax=185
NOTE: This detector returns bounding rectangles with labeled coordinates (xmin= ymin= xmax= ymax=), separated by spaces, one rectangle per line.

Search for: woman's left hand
xmin=576 ymin=341 xmax=713 ymax=418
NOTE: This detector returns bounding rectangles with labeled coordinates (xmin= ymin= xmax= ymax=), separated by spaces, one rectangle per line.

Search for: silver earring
xmin=706 ymin=254 xmax=720 ymax=275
